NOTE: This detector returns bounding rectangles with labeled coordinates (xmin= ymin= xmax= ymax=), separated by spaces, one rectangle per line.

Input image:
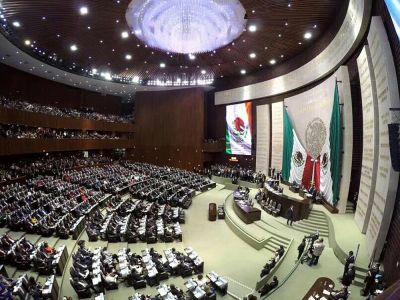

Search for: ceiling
xmin=0 ymin=0 xmax=348 ymax=86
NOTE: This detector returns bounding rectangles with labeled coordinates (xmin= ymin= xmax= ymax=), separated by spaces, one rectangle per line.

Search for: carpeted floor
xmin=1 ymin=184 xmax=368 ymax=299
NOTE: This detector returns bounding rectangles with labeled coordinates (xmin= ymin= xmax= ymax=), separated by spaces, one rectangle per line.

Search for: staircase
xmin=345 ymin=202 xmax=354 ymax=214
xmin=291 ymin=210 xmax=329 ymax=238
xmin=253 ymin=221 xmax=291 ymax=252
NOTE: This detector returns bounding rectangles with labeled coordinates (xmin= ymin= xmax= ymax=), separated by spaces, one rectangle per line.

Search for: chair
xmin=267 ymin=201 xmax=276 ymax=214
xmin=101 ymin=274 xmax=119 ymax=290
xmin=70 ymin=278 xmax=92 ymax=298
xmin=158 ymin=272 xmax=169 ymax=281
xmin=272 ymin=203 xmax=282 ymax=217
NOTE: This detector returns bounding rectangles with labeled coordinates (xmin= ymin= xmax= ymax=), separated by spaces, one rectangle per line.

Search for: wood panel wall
xmin=129 ymin=88 xmax=205 ymax=170
xmin=0 ymin=107 xmax=134 ymax=132
xmin=0 ymin=139 xmax=134 ymax=156
xmin=0 ymin=63 xmax=124 ymax=115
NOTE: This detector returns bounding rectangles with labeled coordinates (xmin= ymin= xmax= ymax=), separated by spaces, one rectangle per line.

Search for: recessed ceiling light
xmin=188 ymin=54 xmax=196 ymax=60
xmin=125 ymin=54 xmax=132 ymax=60
xmin=201 ymin=70 xmax=206 ymax=75
xmin=12 ymin=21 xmax=21 ymax=27
xmin=249 ymin=52 xmax=256 ymax=59
xmin=160 ymin=63 xmax=166 ymax=68
xmin=298 ymin=42 xmax=302 ymax=45
xmin=285 ymin=22 xmax=289 ymax=26
xmin=288 ymin=3 xmax=292 ymax=7
xmin=248 ymin=25 xmax=257 ymax=32
xmin=80 ymin=6 xmax=88 ymax=15
xmin=313 ymin=24 xmax=318 ymax=28
xmin=304 ymin=32 xmax=312 ymax=39
xmin=240 ymin=69 xmax=246 ymax=75
xmin=70 ymin=44 xmax=78 ymax=52
xmin=280 ymin=54 xmax=284 ymax=58
xmin=269 ymin=59 xmax=276 ymax=65
xmin=24 ymin=40 xmax=31 ymax=46
xmin=121 ymin=31 xmax=129 ymax=39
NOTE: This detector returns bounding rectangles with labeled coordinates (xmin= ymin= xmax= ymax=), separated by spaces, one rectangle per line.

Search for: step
xmin=291 ymin=226 xmax=329 ymax=237
xmin=309 ymin=211 xmax=327 ymax=218
xmin=353 ymin=280 xmax=364 ymax=287
xmin=267 ymin=238 xmax=289 ymax=249
xmin=264 ymin=244 xmax=277 ymax=253
xmin=308 ymin=214 xmax=327 ymax=222
xmin=301 ymin=218 xmax=329 ymax=228
xmin=253 ymin=222 xmax=290 ymax=245
xmin=294 ymin=222 xmax=329 ymax=234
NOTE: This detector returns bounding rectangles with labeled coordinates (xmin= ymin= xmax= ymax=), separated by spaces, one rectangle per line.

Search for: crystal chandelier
xmin=125 ymin=0 xmax=247 ymax=54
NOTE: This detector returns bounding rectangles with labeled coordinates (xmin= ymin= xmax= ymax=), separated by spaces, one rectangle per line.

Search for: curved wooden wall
xmin=0 ymin=107 xmax=134 ymax=132
xmin=0 ymin=139 xmax=134 ymax=156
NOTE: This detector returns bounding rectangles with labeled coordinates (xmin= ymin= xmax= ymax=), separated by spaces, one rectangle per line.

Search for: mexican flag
xmin=226 ymin=102 xmax=252 ymax=155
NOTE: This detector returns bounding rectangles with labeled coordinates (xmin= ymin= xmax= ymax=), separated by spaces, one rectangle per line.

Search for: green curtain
xmin=330 ymin=82 xmax=342 ymax=206
xmin=282 ymin=108 xmax=294 ymax=181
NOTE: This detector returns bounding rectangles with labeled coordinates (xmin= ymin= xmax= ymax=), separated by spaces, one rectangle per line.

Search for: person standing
xmin=309 ymin=238 xmax=325 ymax=266
xmin=287 ymin=205 xmax=294 ymax=226
xmin=342 ymin=251 xmax=355 ymax=278
xmin=297 ymin=238 xmax=306 ymax=261
xmin=341 ymin=264 xmax=355 ymax=287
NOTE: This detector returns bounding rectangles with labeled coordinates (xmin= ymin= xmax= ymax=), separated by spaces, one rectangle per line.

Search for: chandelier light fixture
xmin=125 ymin=0 xmax=247 ymax=54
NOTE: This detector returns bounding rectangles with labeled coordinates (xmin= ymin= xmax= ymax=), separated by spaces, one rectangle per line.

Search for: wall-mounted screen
xmin=226 ymin=102 xmax=252 ymax=155
xmin=385 ymin=0 xmax=400 ymax=39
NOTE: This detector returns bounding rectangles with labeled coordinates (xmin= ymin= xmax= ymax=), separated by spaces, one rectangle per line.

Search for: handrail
xmin=259 ymin=240 xmax=313 ymax=299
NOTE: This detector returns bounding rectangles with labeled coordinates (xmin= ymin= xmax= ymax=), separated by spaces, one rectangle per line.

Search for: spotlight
xmin=70 ymin=44 xmax=78 ymax=52
xmin=304 ymin=32 xmax=312 ymax=39
xmin=248 ymin=25 xmax=257 ymax=32
xmin=80 ymin=6 xmax=89 ymax=15
xmin=121 ymin=31 xmax=129 ymax=39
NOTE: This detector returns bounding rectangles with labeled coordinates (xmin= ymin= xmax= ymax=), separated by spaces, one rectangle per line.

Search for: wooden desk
xmin=289 ymin=185 xmax=300 ymax=193
xmin=265 ymin=189 xmax=311 ymax=221
xmin=208 ymin=203 xmax=217 ymax=221
xmin=233 ymin=201 xmax=261 ymax=224
xmin=302 ymin=277 xmax=334 ymax=300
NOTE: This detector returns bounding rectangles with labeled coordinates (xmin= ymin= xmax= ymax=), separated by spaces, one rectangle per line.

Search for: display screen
xmin=226 ymin=102 xmax=252 ymax=155
xmin=385 ymin=0 xmax=400 ymax=39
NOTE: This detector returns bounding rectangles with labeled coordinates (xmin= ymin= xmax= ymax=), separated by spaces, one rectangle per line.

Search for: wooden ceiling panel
xmin=0 ymin=0 xmax=348 ymax=82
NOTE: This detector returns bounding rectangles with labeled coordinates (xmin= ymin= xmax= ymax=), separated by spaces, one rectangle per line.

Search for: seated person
xmin=276 ymin=246 xmax=285 ymax=259
xmin=169 ymin=284 xmax=183 ymax=298
xmin=329 ymin=286 xmax=349 ymax=300
xmin=258 ymin=276 xmax=279 ymax=296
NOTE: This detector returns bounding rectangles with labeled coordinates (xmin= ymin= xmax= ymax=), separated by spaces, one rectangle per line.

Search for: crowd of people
xmin=204 ymin=164 xmax=266 ymax=184
xmin=0 ymin=153 xmax=114 ymax=183
xmin=0 ymin=96 xmax=132 ymax=123
xmin=70 ymin=242 xmax=205 ymax=298
xmin=0 ymin=124 xmax=121 ymax=139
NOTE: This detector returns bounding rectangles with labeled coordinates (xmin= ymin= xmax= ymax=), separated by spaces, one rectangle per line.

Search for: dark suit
xmin=286 ymin=207 xmax=294 ymax=226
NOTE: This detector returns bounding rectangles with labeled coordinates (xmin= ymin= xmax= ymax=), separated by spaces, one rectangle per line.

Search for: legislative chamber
xmin=0 ymin=0 xmax=398 ymax=299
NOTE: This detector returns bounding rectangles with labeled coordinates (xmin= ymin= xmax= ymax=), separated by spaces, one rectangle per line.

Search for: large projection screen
xmin=226 ymin=102 xmax=252 ymax=155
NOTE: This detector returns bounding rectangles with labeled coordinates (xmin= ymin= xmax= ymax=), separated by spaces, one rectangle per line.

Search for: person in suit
xmin=342 ymin=251 xmax=355 ymax=278
xmin=309 ymin=238 xmax=325 ymax=266
xmin=297 ymin=238 xmax=306 ymax=260
xmin=286 ymin=205 xmax=294 ymax=226
xmin=341 ymin=264 xmax=355 ymax=287
xmin=329 ymin=286 xmax=349 ymax=300
xmin=258 ymin=276 xmax=279 ymax=296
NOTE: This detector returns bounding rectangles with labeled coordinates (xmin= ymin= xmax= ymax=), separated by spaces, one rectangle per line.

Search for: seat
xmin=70 ymin=278 xmax=92 ymax=298
xmin=101 ymin=274 xmax=119 ymax=290
xmin=272 ymin=203 xmax=282 ymax=217
xmin=132 ymin=279 xmax=147 ymax=289
xmin=267 ymin=201 xmax=276 ymax=214
xmin=158 ymin=272 xmax=169 ymax=281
